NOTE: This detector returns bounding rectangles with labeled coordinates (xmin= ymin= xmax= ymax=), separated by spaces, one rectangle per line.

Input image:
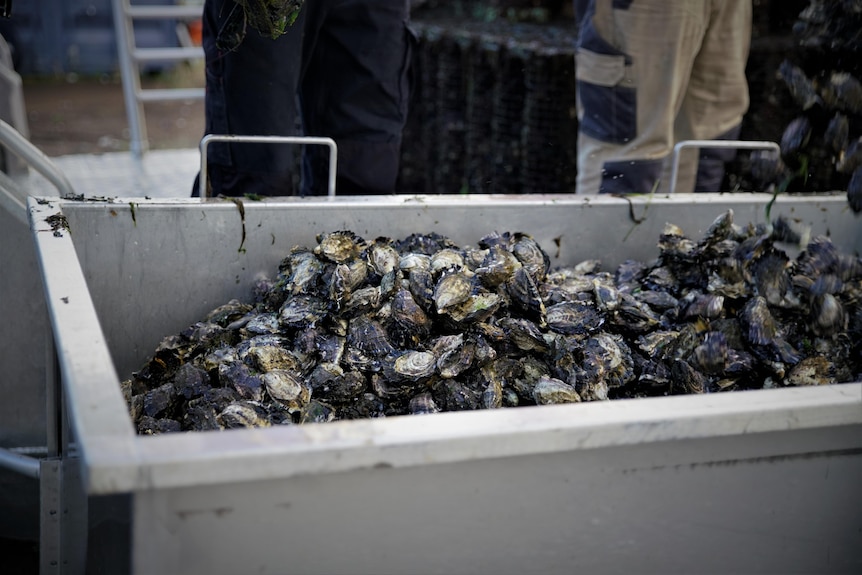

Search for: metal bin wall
xmin=29 ymin=193 xmax=862 ymax=574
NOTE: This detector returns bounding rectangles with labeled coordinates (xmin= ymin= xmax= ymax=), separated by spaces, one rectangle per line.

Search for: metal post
xmin=39 ymin=309 xmax=88 ymax=574
xmin=40 ymin=459 xmax=63 ymax=574
xmin=112 ymin=0 xmax=149 ymax=158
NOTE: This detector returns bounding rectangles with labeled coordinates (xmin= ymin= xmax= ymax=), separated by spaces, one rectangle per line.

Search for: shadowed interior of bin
xmin=54 ymin=196 xmax=860 ymax=400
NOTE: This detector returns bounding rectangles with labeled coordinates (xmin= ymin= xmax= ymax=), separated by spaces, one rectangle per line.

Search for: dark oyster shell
xmin=779 ymin=59 xmax=822 ymax=111
xmin=533 ymin=376 xmax=581 ymax=405
xmin=314 ymin=230 xmax=365 ymax=263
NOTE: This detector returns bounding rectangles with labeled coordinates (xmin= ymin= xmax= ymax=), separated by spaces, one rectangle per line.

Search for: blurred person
xmin=573 ymin=0 xmax=751 ymax=195
xmin=193 ymin=0 xmax=415 ymax=197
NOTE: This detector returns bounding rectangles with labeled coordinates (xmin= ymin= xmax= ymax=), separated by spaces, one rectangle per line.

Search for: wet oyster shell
xmin=821 ymin=72 xmax=862 ymax=115
xmin=219 ymin=361 xmax=264 ymax=401
xmin=786 ymin=356 xmax=837 ymax=387
xmin=779 ymin=59 xmax=822 ymax=111
xmin=348 ymin=315 xmax=395 ymax=357
xmin=824 ymin=112 xmax=850 ymax=154
xmin=670 ymin=360 xmax=706 ymax=395
xmin=207 ymin=299 xmax=254 ymax=326
xmin=279 ymin=295 xmax=330 ymax=328
xmin=389 ymin=288 xmax=430 ymax=345
xmin=475 ymin=245 xmax=522 ymax=288
xmin=498 ymin=317 xmax=549 ymax=353
xmin=246 ymin=344 xmax=298 ymax=373
xmin=511 ymin=232 xmax=550 ymax=282
xmin=434 ymin=270 xmax=475 ymax=314
xmin=395 ymin=350 xmax=437 ymax=380
xmin=366 ymin=237 xmax=400 ymax=277
xmin=262 ymin=369 xmax=310 ymax=411
xmin=431 ymin=379 xmax=480 ymax=412
xmin=143 ymin=382 xmax=178 ymax=419
xmin=430 ymin=248 xmax=466 ymax=275
xmin=740 ymin=296 xmax=778 ymax=346
xmin=546 ymin=301 xmax=604 ymax=336
xmin=217 ymin=401 xmax=271 ymax=429
xmin=692 ymin=331 xmax=729 ymax=375
xmin=780 ymin=116 xmax=812 ymax=168
xmin=533 ymin=376 xmax=581 ymax=405
xmin=446 ymin=292 xmax=503 ymax=325
xmin=309 ymin=365 xmax=366 ymax=404
xmin=581 ymin=332 xmax=635 ymax=390
xmin=809 ymin=293 xmax=846 ymax=337
xmin=409 ymin=392 xmax=441 ymax=415
xmin=282 ymin=248 xmax=324 ymax=297
xmin=506 ymin=266 xmax=546 ymax=323
xmin=314 ymin=230 xmax=365 ymax=263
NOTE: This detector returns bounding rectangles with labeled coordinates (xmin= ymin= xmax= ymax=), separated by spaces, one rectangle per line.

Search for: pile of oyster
xmin=752 ymin=0 xmax=862 ymax=211
xmin=123 ymin=211 xmax=862 ymax=434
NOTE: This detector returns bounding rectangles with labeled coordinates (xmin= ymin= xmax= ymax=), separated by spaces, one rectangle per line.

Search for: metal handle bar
xmin=669 ymin=139 xmax=780 ymax=194
xmin=199 ymin=134 xmax=338 ymax=199
xmin=0 ymin=119 xmax=77 ymax=225
xmin=0 ymin=446 xmax=40 ymax=478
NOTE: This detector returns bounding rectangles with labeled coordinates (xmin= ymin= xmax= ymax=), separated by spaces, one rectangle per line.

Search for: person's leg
xmin=194 ymin=0 xmax=305 ymax=197
xmin=575 ymin=0 xmax=708 ymax=194
xmin=677 ymin=0 xmax=752 ymax=192
xmin=299 ymin=0 xmax=414 ymax=195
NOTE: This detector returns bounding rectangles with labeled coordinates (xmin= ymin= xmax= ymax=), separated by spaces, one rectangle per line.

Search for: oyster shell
xmin=409 ymin=392 xmax=441 ymax=415
xmin=533 ymin=376 xmax=581 ymax=405
xmin=475 ymin=245 xmax=520 ymax=287
xmin=389 ymin=288 xmax=431 ymax=347
xmin=366 ymin=237 xmax=400 ymax=277
xmin=389 ymin=350 xmax=437 ymax=382
xmin=217 ymin=401 xmax=271 ymax=429
xmin=545 ymin=301 xmax=604 ymax=336
xmin=824 ymin=112 xmax=850 ymax=154
xmin=314 ymin=230 xmax=365 ymax=263
xmin=432 ymin=334 xmax=475 ymax=379
xmin=780 ymin=116 xmax=812 ymax=168
xmin=779 ymin=59 xmax=822 ymax=111
xmin=506 ymin=266 xmax=546 ymax=323
xmin=262 ymin=369 xmax=310 ymax=411
xmin=434 ymin=270 xmax=475 ymax=314
xmin=511 ymin=232 xmax=550 ymax=282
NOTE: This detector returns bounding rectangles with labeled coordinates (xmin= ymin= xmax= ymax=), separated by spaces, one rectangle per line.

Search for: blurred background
xmin=0 ymin=0 xmax=825 ymax=193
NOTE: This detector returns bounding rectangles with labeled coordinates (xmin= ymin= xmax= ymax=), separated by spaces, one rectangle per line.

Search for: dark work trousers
xmin=193 ymin=0 xmax=414 ymax=197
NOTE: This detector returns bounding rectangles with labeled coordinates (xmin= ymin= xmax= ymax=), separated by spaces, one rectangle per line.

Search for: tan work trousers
xmin=575 ymin=0 xmax=752 ymax=195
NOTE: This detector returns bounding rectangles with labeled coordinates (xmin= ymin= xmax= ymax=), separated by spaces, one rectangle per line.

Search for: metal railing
xmin=112 ymin=0 xmax=205 ymax=158
xmin=669 ymin=139 xmax=781 ymax=194
xmin=0 ymin=119 xmax=75 ymax=224
xmin=199 ymin=134 xmax=339 ymax=198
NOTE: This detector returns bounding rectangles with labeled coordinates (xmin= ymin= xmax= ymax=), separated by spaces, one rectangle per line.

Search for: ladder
xmin=112 ymin=0 xmax=205 ymax=157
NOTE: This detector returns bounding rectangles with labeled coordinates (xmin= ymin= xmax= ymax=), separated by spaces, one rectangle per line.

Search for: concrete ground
xmin=23 ymin=62 xmax=204 ymax=157
xmin=18 ymin=62 xmax=205 ymax=199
